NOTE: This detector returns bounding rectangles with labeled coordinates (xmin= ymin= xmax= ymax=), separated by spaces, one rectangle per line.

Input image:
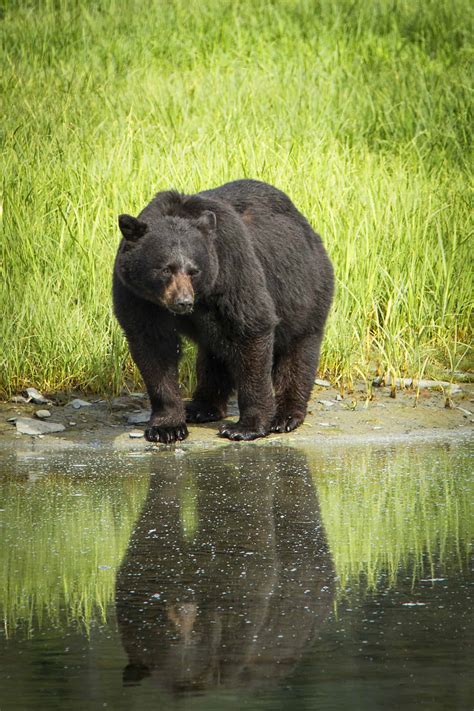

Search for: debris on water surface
xmin=314 ymin=378 xmax=331 ymax=387
xmin=402 ymin=602 xmax=427 ymax=606
xmin=15 ymin=417 xmax=65 ymax=435
xmin=35 ymin=409 xmax=51 ymax=419
xmin=129 ymin=431 xmax=144 ymax=439
xmin=24 ymin=387 xmax=50 ymax=404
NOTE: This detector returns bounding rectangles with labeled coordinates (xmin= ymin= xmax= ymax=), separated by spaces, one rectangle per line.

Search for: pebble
xmin=35 ymin=410 xmax=51 ymax=419
xmin=10 ymin=395 xmax=29 ymax=404
xmin=15 ymin=417 xmax=65 ymax=435
xmin=129 ymin=431 xmax=144 ymax=439
xmin=127 ymin=410 xmax=151 ymax=425
xmin=318 ymin=399 xmax=335 ymax=408
xmin=314 ymin=378 xmax=331 ymax=387
xmin=68 ymin=398 xmax=92 ymax=409
xmin=24 ymin=387 xmax=50 ymax=404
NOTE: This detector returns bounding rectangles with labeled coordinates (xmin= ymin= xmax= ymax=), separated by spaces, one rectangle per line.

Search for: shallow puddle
xmin=0 ymin=441 xmax=472 ymax=710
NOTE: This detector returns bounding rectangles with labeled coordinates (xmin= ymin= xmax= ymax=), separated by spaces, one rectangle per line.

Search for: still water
xmin=0 ymin=441 xmax=472 ymax=710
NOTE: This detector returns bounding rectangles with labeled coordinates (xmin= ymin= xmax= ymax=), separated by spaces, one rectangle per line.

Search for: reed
xmin=1 ymin=0 xmax=472 ymax=395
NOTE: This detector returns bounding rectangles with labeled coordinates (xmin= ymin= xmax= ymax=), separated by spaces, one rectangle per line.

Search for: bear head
xmin=115 ymin=211 xmax=219 ymax=314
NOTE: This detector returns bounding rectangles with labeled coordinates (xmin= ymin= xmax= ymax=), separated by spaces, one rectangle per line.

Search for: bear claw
xmin=270 ymin=414 xmax=304 ymax=433
xmin=145 ymin=423 xmax=188 ymax=444
xmin=218 ymin=422 xmax=268 ymax=441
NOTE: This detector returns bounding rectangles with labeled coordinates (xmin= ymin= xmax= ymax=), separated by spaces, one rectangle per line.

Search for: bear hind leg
xmin=186 ymin=348 xmax=234 ymax=423
xmin=271 ymin=332 xmax=322 ymax=434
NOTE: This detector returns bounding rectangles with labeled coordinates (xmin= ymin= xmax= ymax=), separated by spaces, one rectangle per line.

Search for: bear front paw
xmin=145 ymin=423 xmax=188 ymax=444
xmin=218 ymin=422 xmax=268 ymax=441
xmin=270 ymin=412 xmax=305 ymax=433
xmin=186 ymin=401 xmax=225 ymax=423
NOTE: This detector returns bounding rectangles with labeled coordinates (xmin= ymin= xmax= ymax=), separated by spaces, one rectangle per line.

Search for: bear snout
xmin=162 ymin=272 xmax=194 ymax=315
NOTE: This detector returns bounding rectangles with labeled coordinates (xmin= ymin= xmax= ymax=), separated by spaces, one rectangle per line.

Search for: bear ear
xmin=195 ymin=210 xmax=217 ymax=235
xmin=118 ymin=214 xmax=148 ymax=242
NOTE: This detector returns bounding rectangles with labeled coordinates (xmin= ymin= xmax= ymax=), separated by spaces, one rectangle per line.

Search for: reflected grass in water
xmin=310 ymin=444 xmax=473 ymax=591
xmin=0 ymin=470 xmax=149 ymax=637
xmin=1 ymin=443 xmax=472 ymax=636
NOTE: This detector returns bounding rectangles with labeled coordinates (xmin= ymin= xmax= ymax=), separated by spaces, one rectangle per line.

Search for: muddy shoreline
xmin=1 ymin=380 xmax=472 ymax=453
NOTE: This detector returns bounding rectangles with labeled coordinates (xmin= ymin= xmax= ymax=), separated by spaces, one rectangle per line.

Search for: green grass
xmin=1 ymin=0 xmax=472 ymax=395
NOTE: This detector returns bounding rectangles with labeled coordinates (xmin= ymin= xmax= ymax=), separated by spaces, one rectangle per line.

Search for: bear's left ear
xmin=118 ymin=214 xmax=148 ymax=242
xmin=195 ymin=210 xmax=217 ymax=235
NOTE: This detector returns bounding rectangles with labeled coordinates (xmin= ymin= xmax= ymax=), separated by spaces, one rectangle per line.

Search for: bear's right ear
xmin=118 ymin=214 xmax=148 ymax=242
xmin=195 ymin=210 xmax=217 ymax=235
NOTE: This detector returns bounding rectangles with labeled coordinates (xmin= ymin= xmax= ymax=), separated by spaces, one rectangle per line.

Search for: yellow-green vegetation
xmin=310 ymin=444 xmax=474 ymax=591
xmin=1 ymin=0 xmax=472 ymax=394
xmin=0 ymin=467 xmax=149 ymax=637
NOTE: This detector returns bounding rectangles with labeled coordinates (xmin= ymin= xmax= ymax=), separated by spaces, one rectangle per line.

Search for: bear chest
xmin=178 ymin=306 xmax=227 ymax=352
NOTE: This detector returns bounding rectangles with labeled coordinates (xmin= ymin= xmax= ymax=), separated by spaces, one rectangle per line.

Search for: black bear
xmin=113 ymin=179 xmax=334 ymax=443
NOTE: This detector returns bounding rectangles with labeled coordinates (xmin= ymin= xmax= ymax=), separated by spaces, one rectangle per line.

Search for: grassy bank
xmin=1 ymin=0 xmax=472 ymax=395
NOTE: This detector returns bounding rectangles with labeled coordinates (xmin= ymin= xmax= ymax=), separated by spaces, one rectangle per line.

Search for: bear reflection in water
xmin=116 ymin=447 xmax=335 ymax=693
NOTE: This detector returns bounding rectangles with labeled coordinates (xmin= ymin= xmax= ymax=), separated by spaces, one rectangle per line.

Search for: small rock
xmin=110 ymin=397 xmax=132 ymax=410
xmin=448 ymin=383 xmax=462 ymax=395
xmin=335 ymin=394 xmax=343 ymax=401
xmin=35 ymin=410 xmax=51 ymax=419
xmin=314 ymin=378 xmax=331 ymax=387
xmin=24 ymin=387 xmax=50 ymax=404
xmin=10 ymin=395 xmax=29 ymax=404
xmin=7 ymin=416 xmax=17 ymax=423
xmin=127 ymin=410 xmax=151 ymax=425
xmin=69 ymin=421 xmax=77 ymax=425
xmin=67 ymin=398 xmax=92 ymax=409
xmin=317 ymin=422 xmax=335 ymax=427
xmin=15 ymin=417 xmax=65 ymax=436
xmin=456 ymin=406 xmax=472 ymax=417
xmin=416 ymin=379 xmax=450 ymax=389
xmin=318 ymin=399 xmax=335 ymax=408
xmin=129 ymin=431 xmax=144 ymax=439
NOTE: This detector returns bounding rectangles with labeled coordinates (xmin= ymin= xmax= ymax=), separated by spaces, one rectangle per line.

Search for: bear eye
xmin=160 ymin=266 xmax=172 ymax=277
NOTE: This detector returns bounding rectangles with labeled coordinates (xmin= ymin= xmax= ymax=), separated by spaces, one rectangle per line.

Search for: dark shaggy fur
xmin=113 ymin=179 xmax=334 ymax=443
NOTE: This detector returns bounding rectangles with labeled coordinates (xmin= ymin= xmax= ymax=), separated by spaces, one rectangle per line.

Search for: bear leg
xmin=271 ymin=331 xmax=322 ymax=433
xmin=186 ymin=349 xmax=234 ymax=423
xmin=127 ymin=332 xmax=188 ymax=444
xmin=219 ymin=334 xmax=275 ymax=441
